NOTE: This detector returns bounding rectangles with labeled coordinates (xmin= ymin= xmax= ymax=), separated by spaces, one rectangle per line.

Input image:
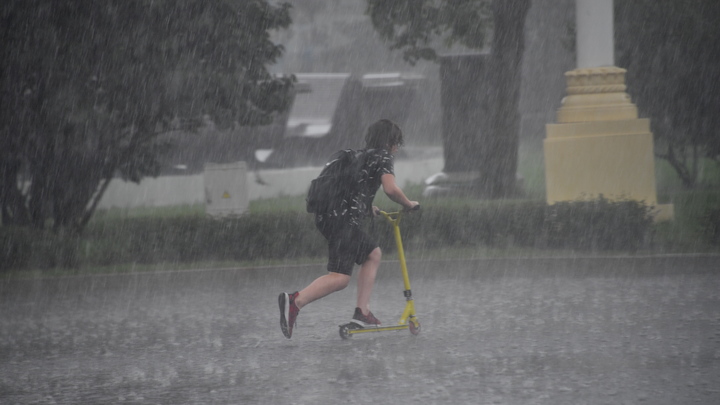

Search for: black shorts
xmin=315 ymin=215 xmax=378 ymax=276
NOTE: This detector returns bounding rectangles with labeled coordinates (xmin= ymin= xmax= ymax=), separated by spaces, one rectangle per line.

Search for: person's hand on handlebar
xmin=404 ymin=201 xmax=420 ymax=212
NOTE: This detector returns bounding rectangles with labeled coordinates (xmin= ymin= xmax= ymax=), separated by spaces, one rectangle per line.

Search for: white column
xmin=576 ymin=0 xmax=614 ymax=68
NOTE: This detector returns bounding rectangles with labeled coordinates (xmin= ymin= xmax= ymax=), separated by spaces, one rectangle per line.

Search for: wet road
xmin=1 ymin=255 xmax=719 ymax=404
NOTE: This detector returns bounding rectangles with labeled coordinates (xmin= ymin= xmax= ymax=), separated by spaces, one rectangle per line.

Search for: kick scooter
xmin=339 ymin=206 xmax=421 ymax=339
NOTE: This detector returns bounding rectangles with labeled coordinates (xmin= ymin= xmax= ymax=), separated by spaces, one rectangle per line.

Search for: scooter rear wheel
xmin=339 ymin=325 xmax=351 ymax=340
xmin=339 ymin=323 xmax=362 ymax=340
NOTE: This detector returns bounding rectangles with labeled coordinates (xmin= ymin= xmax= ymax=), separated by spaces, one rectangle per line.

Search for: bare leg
xmin=295 ymin=272 xmax=350 ymax=310
xmin=356 ymin=247 xmax=382 ymax=314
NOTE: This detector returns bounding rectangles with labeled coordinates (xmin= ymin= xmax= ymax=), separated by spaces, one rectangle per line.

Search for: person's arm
xmin=381 ymin=173 xmax=419 ymax=210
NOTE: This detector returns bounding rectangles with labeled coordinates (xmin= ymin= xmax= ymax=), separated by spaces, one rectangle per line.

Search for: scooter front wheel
xmin=408 ymin=319 xmax=421 ymax=335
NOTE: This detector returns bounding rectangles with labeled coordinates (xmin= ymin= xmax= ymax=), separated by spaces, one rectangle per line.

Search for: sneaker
xmin=351 ymin=307 xmax=381 ymax=327
xmin=278 ymin=292 xmax=300 ymax=339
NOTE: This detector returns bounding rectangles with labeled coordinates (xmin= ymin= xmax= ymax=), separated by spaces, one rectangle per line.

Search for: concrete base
xmin=544 ymin=66 xmax=673 ymax=221
xmin=545 ymin=119 xmax=657 ymax=204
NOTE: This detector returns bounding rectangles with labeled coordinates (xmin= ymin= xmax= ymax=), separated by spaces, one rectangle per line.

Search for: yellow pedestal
xmin=544 ymin=67 xmax=673 ymax=221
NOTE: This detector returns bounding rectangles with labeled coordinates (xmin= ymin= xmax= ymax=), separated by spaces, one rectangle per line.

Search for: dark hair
xmin=364 ymin=119 xmax=404 ymax=150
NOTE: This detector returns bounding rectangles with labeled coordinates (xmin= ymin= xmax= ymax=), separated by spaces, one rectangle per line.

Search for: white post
xmin=576 ymin=0 xmax=614 ymax=68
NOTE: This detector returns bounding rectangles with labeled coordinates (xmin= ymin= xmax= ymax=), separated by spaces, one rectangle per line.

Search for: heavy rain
xmin=1 ymin=1 xmax=719 ymax=404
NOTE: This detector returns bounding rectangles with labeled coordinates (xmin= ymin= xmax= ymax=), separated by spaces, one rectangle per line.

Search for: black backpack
xmin=306 ymin=149 xmax=365 ymax=214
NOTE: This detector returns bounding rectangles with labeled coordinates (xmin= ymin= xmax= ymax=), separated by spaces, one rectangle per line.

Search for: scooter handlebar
xmin=378 ymin=204 xmax=420 ymax=218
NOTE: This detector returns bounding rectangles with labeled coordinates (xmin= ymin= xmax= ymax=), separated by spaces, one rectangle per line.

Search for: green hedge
xmin=0 ymin=226 xmax=80 ymax=271
xmin=370 ymin=197 xmax=654 ymax=253
xmin=82 ymin=212 xmax=326 ymax=266
xmin=703 ymin=206 xmax=720 ymax=246
xmin=1 ymin=197 xmax=661 ymax=271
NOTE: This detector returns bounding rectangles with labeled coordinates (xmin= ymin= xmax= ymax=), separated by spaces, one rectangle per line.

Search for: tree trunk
xmin=439 ymin=53 xmax=492 ymax=174
xmin=437 ymin=0 xmax=530 ymax=198
xmin=483 ymin=0 xmax=531 ymax=198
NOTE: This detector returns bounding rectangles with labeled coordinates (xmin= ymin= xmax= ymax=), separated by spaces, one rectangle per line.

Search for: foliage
xmin=0 ymin=197 xmax=668 ymax=272
xmin=0 ymin=0 xmax=294 ymax=233
xmin=366 ymin=0 xmax=492 ymax=65
xmin=703 ymin=206 xmax=720 ymax=246
xmin=0 ymin=225 xmax=80 ymax=270
xmin=541 ymin=197 xmax=655 ymax=251
xmin=81 ymin=212 xmax=325 ymax=268
xmin=366 ymin=0 xmax=530 ymax=198
xmin=371 ymin=197 xmax=655 ymax=253
xmin=0 ymin=226 xmax=32 ymax=271
xmin=654 ymin=189 xmax=720 ymax=251
xmin=615 ymin=0 xmax=720 ymax=188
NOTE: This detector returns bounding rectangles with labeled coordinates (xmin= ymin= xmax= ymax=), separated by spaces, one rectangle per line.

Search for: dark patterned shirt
xmin=318 ymin=148 xmax=394 ymax=226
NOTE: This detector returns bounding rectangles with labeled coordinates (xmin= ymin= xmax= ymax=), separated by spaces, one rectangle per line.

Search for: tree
xmin=366 ymin=0 xmax=531 ymax=197
xmin=0 ymin=0 xmax=294 ymax=233
xmin=615 ymin=0 xmax=720 ymax=188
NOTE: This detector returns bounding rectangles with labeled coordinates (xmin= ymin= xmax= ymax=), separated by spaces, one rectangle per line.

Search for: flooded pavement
xmin=1 ymin=255 xmax=719 ymax=404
